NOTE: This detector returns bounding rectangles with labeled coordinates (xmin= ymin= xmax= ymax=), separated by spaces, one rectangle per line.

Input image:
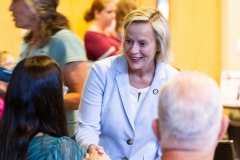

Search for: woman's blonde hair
xmin=120 ymin=7 xmax=172 ymax=63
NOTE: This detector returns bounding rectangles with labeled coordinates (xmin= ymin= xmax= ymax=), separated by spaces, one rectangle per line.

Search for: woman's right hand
xmin=87 ymin=145 xmax=105 ymax=155
xmin=85 ymin=145 xmax=110 ymax=160
xmin=84 ymin=150 xmax=111 ymax=160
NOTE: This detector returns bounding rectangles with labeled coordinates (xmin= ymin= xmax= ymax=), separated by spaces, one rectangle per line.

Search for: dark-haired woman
xmin=0 ymin=56 xmax=111 ymax=160
xmin=9 ymin=0 xmax=87 ymax=137
xmin=84 ymin=0 xmax=120 ymax=61
xmin=0 ymin=56 xmax=86 ymax=159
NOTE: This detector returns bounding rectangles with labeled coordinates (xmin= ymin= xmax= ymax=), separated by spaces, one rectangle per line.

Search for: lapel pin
xmin=153 ymin=89 xmax=159 ymax=95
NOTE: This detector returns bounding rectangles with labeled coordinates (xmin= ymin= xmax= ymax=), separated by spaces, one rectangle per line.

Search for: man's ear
xmin=152 ymin=118 xmax=161 ymax=142
xmin=218 ymin=115 xmax=229 ymax=140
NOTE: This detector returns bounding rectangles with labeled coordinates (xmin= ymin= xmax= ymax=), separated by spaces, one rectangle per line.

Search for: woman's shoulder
xmin=84 ymin=30 xmax=106 ymax=39
xmin=93 ymin=54 xmax=125 ymax=70
xmin=29 ymin=134 xmax=70 ymax=149
xmin=53 ymin=29 xmax=74 ymax=36
xmin=41 ymin=135 xmax=81 ymax=148
xmin=88 ymin=55 xmax=126 ymax=79
xmin=48 ymin=29 xmax=84 ymax=52
xmin=156 ymin=62 xmax=180 ymax=78
xmin=28 ymin=135 xmax=85 ymax=160
xmin=85 ymin=30 xmax=118 ymax=39
xmin=51 ymin=136 xmax=83 ymax=150
xmin=46 ymin=136 xmax=86 ymax=159
xmin=51 ymin=29 xmax=81 ymax=42
xmin=164 ymin=64 xmax=180 ymax=73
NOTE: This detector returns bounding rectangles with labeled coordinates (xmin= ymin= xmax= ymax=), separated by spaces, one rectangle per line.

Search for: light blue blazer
xmin=76 ymin=55 xmax=179 ymax=160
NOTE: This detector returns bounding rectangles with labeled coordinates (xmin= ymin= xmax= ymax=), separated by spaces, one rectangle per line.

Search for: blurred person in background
xmin=0 ymin=49 xmax=15 ymax=119
xmin=84 ymin=0 xmax=120 ymax=61
xmin=114 ymin=0 xmax=137 ymax=40
xmin=9 ymin=0 xmax=88 ymax=138
xmin=0 ymin=49 xmax=15 ymax=70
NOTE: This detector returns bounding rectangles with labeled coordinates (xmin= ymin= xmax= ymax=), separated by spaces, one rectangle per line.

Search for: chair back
xmin=228 ymin=120 xmax=240 ymax=159
xmin=214 ymin=140 xmax=236 ymax=160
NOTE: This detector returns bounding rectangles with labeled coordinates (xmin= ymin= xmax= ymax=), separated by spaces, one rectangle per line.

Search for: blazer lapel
xmin=115 ymin=55 xmax=135 ymax=130
xmin=134 ymin=62 xmax=166 ymax=127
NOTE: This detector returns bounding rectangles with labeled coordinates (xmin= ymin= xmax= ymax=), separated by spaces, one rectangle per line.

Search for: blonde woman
xmin=76 ymin=7 xmax=179 ymax=159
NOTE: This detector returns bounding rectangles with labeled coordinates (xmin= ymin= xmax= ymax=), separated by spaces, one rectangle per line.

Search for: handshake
xmin=84 ymin=145 xmax=111 ymax=160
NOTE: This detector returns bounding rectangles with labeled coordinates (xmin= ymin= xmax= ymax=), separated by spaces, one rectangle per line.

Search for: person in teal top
xmin=0 ymin=56 xmax=110 ymax=160
xmin=9 ymin=0 xmax=88 ymax=137
xmin=0 ymin=56 xmax=85 ymax=159
xmin=28 ymin=134 xmax=85 ymax=160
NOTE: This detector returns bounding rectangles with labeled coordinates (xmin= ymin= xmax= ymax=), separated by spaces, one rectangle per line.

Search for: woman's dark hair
xmin=115 ymin=0 xmax=136 ymax=35
xmin=24 ymin=0 xmax=69 ymax=48
xmin=0 ymin=55 xmax=68 ymax=159
xmin=84 ymin=0 xmax=114 ymax=22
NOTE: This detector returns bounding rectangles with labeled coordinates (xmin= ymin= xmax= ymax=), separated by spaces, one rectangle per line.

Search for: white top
xmin=129 ymin=85 xmax=150 ymax=121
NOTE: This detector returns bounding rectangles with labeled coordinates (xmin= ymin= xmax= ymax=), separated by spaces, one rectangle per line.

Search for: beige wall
xmin=221 ymin=0 xmax=240 ymax=70
xmin=138 ymin=0 xmax=157 ymax=8
xmin=57 ymin=0 xmax=93 ymax=40
xmin=0 ymin=1 xmax=22 ymax=59
xmin=168 ymin=0 xmax=221 ymax=83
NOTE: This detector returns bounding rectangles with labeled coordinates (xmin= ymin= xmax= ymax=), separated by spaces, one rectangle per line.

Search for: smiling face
xmin=95 ymin=2 xmax=116 ymax=28
xmin=124 ymin=22 xmax=158 ymax=73
xmin=9 ymin=0 xmax=38 ymax=29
